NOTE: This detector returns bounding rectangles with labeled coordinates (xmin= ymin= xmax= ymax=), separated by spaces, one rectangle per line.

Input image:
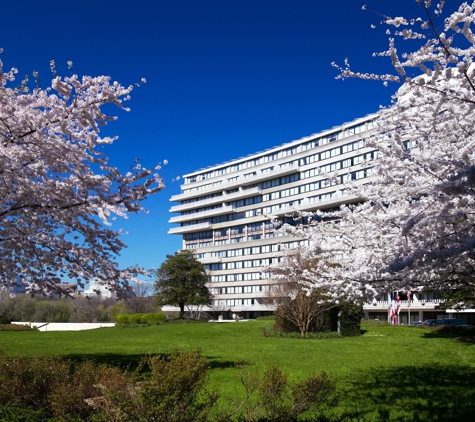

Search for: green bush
xmin=87 ymin=350 xmax=217 ymax=422
xmin=218 ymin=363 xmax=338 ymax=421
xmin=0 ymin=323 xmax=36 ymax=331
xmin=141 ymin=312 xmax=167 ymax=324
xmin=338 ymin=303 xmax=364 ymax=337
xmin=116 ymin=313 xmax=130 ymax=325
xmin=0 ymin=317 xmax=11 ymax=325
xmin=0 ymin=350 xmax=339 ymax=421
xmin=116 ymin=312 xmax=167 ymax=325
xmin=0 ymin=352 xmax=125 ymax=421
xmin=127 ymin=313 xmax=142 ymax=325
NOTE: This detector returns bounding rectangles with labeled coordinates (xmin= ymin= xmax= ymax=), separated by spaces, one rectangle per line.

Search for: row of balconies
xmin=169 ymin=204 xmax=236 ymax=224
xmin=363 ymin=299 xmax=445 ymax=311
xmin=170 ymin=164 xmax=299 ymax=202
xmin=167 ymin=190 xmax=360 ymax=233
xmin=169 ymin=186 xmax=262 ymax=213
xmin=179 ymin=120 xmax=377 ymax=192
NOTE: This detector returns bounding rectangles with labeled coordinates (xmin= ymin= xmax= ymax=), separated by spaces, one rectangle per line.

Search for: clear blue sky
xmin=0 ymin=0 xmax=438 ymax=277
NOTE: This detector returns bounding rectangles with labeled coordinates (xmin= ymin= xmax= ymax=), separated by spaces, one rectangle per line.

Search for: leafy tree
xmin=33 ymin=300 xmax=72 ymax=322
xmin=0 ymin=53 xmax=165 ymax=297
xmin=154 ymin=250 xmax=211 ymax=319
xmin=277 ymin=1 xmax=475 ymax=305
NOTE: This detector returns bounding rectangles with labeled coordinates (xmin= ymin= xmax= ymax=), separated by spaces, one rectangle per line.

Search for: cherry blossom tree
xmin=264 ymin=251 xmax=335 ymax=337
xmin=0 ymin=53 xmax=164 ymax=297
xmin=271 ymin=1 xmax=475 ymax=305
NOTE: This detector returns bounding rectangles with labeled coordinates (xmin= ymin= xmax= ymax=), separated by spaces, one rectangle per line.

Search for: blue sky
xmin=0 ymin=0 xmax=440 ymax=279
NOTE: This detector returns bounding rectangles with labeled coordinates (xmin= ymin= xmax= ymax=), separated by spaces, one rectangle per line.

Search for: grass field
xmin=1 ymin=320 xmax=474 ymax=421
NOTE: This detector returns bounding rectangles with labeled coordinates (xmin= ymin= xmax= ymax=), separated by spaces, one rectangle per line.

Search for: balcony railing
xmin=170 ymin=164 xmax=299 ymax=202
xmin=270 ymin=192 xmax=360 ymax=217
xmin=169 ymin=186 xmax=261 ymax=213
xmin=168 ymin=221 xmax=212 ymax=235
xmin=169 ymin=205 xmax=236 ymax=224
xmin=364 ymin=299 xmax=445 ymax=311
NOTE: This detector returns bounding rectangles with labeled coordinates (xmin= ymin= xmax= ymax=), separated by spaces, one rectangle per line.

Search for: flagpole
xmin=407 ymin=291 xmax=412 ymax=325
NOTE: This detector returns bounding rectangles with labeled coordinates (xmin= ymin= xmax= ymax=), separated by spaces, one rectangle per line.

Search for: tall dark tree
xmin=154 ymin=250 xmax=211 ymax=319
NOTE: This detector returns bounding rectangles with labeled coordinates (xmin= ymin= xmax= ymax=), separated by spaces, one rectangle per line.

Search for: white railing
xmin=364 ymin=299 xmax=445 ymax=310
xmin=169 ymin=205 xmax=235 ymax=224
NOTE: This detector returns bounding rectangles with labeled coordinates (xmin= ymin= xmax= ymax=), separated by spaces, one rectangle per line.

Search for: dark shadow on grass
xmin=419 ymin=327 xmax=475 ymax=345
xmin=62 ymin=353 xmax=164 ymax=371
xmin=342 ymin=364 xmax=475 ymax=421
xmin=62 ymin=353 xmax=237 ymax=372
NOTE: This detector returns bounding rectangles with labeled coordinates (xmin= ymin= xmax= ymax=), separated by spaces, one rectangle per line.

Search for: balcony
xmin=168 ymin=222 xmax=212 ymax=235
xmin=270 ymin=192 xmax=360 ymax=217
xmin=170 ymin=165 xmax=299 ymax=202
xmin=199 ymin=257 xmax=222 ymax=264
xmin=169 ymin=205 xmax=236 ymax=224
xmin=363 ymin=299 xmax=445 ymax=312
xmin=169 ymin=186 xmax=262 ymax=213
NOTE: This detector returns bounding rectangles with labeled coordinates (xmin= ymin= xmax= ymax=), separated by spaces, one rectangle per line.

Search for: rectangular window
xmin=283 ymin=146 xmax=298 ymax=157
xmin=330 ymin=147 xmax=341 ymax=157
xmin=264 ymin=152 xmax=279 ymax=162
xmin=302 ymin=139 xmax=319 ymax=150
xmin=231 ymin=163 xmax=244 ymax=172
xmin=247 ymin=157 xmax=261 ymax=167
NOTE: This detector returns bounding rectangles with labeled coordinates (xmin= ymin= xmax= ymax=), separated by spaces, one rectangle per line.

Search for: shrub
xmin=50 ymin=361 xmax=125 ymax=421
xmin=273 ymin=307 xmax=334 ymax=336
xmin=141 ymin=312 xmax=167 ymax=324
xmin=338 ymin=303 xmax=364 ymax=337
xmin=0 ymin=353 xmax=70 ymax=416
xmin=127 ymin=313 xmax=142 ymax=325
xmin=0 ymin=350 xmax=339 ymax=421
xmin=0 ymin=317 xmax=11 ymax=325
xmin=116 ymin=312 xmax=167 ymax=325
xmin=223 ymin=363 xmax=338 ymax=421
xmin=87 ymin=350 xmax=218 ymax=422
xmin=0 ymin=323 xmax=36 ymax=331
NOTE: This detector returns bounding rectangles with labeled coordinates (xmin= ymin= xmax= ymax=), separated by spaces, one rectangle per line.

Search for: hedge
xmin=116 ymin=312 xmax=167 ymax=325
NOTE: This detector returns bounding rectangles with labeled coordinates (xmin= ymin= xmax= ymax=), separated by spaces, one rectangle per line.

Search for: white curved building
xmin=168 ymin=114 xmax=378 ymax=319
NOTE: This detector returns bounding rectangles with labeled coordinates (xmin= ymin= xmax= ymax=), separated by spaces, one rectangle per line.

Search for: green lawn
xmin=2 ymin=320 xmax=474 ymax=421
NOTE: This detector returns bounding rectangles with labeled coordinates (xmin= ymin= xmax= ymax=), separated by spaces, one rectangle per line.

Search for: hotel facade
xmin=167 ymin=113 xmax=475 ymax=324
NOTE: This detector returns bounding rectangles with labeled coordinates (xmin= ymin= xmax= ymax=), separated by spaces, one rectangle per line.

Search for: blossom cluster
xmin=0 ymin=54 xmax=164 ymax=296
xmin=270 ymin=1 xmax=475 ymax=304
